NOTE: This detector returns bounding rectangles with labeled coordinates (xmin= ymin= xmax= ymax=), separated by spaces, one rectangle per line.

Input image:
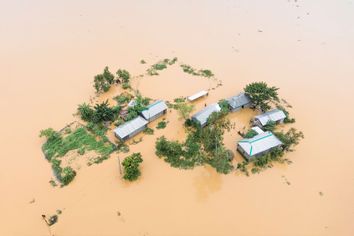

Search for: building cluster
xmin=114 ymin=100 xmax=168 ymax=141
xmin=113 ymin=90 xmax=287 ymax=161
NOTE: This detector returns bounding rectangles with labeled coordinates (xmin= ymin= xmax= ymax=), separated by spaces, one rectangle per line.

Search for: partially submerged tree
xmin=122 ymin=153 xmax=143 ymax=181
xmin=244 ymin=82 xmax=279 ymax=111
xmin=116 ymin=69 xmax=131 ymax=83
xmin=94 ymin=66 xmax=115 ymax=93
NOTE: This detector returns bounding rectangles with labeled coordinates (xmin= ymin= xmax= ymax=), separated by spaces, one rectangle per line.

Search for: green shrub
xmin=61 ymin=167 xmax=76 ymax=185
xmin=116 ymin=69 xmax=130 ymax=83
xmin=77 ymin=103 xmax=95 ymax=122
xmin=143 ymin=127 xmax=154 ymax=135
xmin=244 ymin=129 xmax=258 ymax=138
xmin=156 ymin=121 xmax=167 ymax=129
xmin=94 ymin=66 xmax=115 ymax=93
xmin=122 ymin=153 xmax=143 ymax=181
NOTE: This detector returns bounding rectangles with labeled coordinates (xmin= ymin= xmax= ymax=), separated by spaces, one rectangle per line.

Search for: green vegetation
xmin=277 ymin=105 xmax=296 ymax=123
xmin=125 ymin=94 xmax=150 ymax=121
xmin=77 ymin=100 xmax=120 ymax=124
xmin=94 ymin=66 xmax=115 ymax=93
xmin=244 ymin=82 xmax=279 ymax=111
xmin=147 ymin=57 xmax=178 ymax=76
xmin=218 ymin=99 xmax=230 ymax=114
xmin=122 ymin=153 xmax=143 ymax=181
xmin=274 ymin=128 xmax=304 ymax=152
xmin=237 ymin=128 xmax=304 ymax=175
xmin=40 ymin=126 xmax=116 ymax=185
xmin=155 ymin=110 xmax=234 ymax=174
xmin=140 ymin=59 xmax=146 ymax=64
xmin=143 ymin=127 xmax=154 ymax=135
xmin=244 ymin=129 xmax=258 ymax=138
xmin=169 ymin=98 xmax=194 ymax=120
xmin=113 ymin=92 xmax=133 ymax=105
xmin=263 ymin=120 xmax=276 ymax=132
xmin=116 ymin=69 xmax=131 ymax=90
xmin=180 ymin=64 xmax=214 ymax=78
xmin=156 ymin=120 xmax=167 ymax=129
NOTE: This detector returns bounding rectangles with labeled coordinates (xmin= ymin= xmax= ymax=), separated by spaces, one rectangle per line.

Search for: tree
xmin=93 ymin=66 xmax=115 ymax=93
xmin=116 ymin=69 xmax=131 ymax=83
xmin=175 ymin=102 xmax=194 ymax=120
xmin=122 ymin=153 xmax=143 ymax=181
xmin=207 ymin=148 xmax=234 ymax=174
xmin=77 ymin=103 xmax=95 ymax=121
xmin=92 ymin=100 xmax=117 ymax=123
xmin=244 ymin=82 xmax=279 ymax=111
xmin=274 ymin=128 xmax=304 ymax=152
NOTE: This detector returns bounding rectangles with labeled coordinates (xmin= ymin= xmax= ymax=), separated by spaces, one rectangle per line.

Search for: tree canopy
xmin=244 ymin=82 xmax=279 ymax=111
xmin=93 ymin=66 xmax=115 ymax=93
xmin=122 ymin=153 xmax=143 ymax=181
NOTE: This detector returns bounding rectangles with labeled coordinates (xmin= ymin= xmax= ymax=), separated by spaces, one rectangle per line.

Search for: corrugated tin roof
xmin=141 ymin=100 xmax=168 ymax=120
xmin=192 ymin=103 xmax=221 ymax=126
xmin=255 ymin=109 xmax=286 ymax=126
xmin=227 ymin=92 xmax=252 ymax=109
xmin=251 ymin=126 xmax=264 ymax=134
xmin=187 ymin=90 xmax=208 ymax=101
xmin=114 ymin=116 xmax=148 ymax=139
xmin=238 ymin=131 xmax=282 ymax=157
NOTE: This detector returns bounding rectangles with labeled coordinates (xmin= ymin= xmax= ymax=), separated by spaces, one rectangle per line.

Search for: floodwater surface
xmin=1 ymin=0 xmax=354 ymax=235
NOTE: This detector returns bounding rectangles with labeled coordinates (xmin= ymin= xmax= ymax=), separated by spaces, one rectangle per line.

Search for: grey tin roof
xmin=238 ymin=131 xmax=282 ymax=157
xmin=192 ymin=103 xmax=221 ymax=126
xmin=114 ymin=116 xmax=148 ymax=139
xmin=141 ymin=100 xmax=168 ymax=120
xmin=226 ymin=92 xmax=252 ymax=109
xmin=255 ymin=109 xmax=286 ymax=126
xmin=187 ymin=90 xmax=208 ymax=101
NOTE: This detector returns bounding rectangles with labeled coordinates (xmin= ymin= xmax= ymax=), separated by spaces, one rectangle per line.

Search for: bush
xmin=207 ymin=148 xmax=234 ymax=174
xmin=156 ymin=121 xmax=167 ymax=129
xmin=61 ymin=167 xmax=76 ymax=185
xmin=122 ymin=153 xmax=143 ymax=181
xmin=244 ymin=129 xmax=258 ymax=138
xmin=116 ymin=69 xmax=130 ymax=83
xmin=77 ymin=103 xmax=95 ymax=122
xmin=94 ymin=66 xmax=115 ymax=93
xmin=114 ymin=93 xmax=133 ymax=105
xmin=143 ymin=127 xmax=154 ymax=135
xmin=274 ymin=128 xmax=304 ymax=152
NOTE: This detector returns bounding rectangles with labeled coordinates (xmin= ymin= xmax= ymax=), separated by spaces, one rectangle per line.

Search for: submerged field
xmin=1 ymin=0 xmax=354 ymax=236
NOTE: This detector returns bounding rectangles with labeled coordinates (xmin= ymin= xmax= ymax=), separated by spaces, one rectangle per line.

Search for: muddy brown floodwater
xmin=1 ymin=0 xmax=354 ymax=235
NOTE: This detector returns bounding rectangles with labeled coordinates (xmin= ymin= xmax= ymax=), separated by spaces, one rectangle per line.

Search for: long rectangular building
xmin=187 ymin=90 xmax=208 ymax=102
xmin=237 ymin=131 xmax=283 ymax=160
xmin=141 ymin=100 xmax=168 ymax=122
xmin=114 ymin=116 xmax=148 ymax=141
xmin=191 ymin=103 xmax=221 ymax=127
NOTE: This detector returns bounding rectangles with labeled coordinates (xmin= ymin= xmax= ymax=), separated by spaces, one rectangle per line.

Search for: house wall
xmin=115 ymin=125 xmax=147 ymax=142
xmin=229 ymin=102 xmax=252 ymax=112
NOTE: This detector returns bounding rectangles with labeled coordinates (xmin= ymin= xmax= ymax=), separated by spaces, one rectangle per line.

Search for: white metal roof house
xmin=253 ymin=109 xmax=286 ymax=127
xmin=237 ymin=131 xmax=283 ymax=160
xmin=191 ymin=103 xmax=221 ymax=127
xmin=141 ymin=100 xmax=168 ymax=122
xmin=187 ymin=90 xmax=208 ymax=102
xmin=114 ymin=116 xmax=148 ymax=141
xmin=226 ymin=92 xmax=252 ymax=111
